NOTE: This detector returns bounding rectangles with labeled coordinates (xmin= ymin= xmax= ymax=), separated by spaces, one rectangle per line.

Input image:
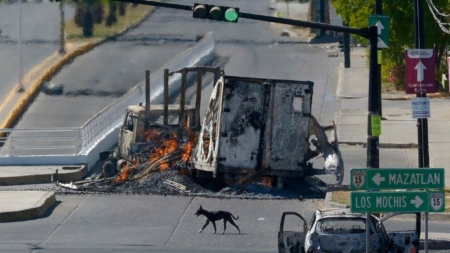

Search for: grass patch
xmin=332 ymin=187 xmax=450 ymax=212
xmin=331 ymin=190 xmax=350 ymax=206
xmin=65 ymin=4 xmax=155 ymax=42
xmin=276 ymin=11 xmax=285 ymax=18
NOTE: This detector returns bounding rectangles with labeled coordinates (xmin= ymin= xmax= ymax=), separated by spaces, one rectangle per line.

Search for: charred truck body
xmin=100 ymin=67 xmax=344 ymax=188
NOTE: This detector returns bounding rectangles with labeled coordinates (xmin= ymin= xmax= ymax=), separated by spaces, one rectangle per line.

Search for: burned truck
xmin=100 ymin=66 xmax=344 ymax=187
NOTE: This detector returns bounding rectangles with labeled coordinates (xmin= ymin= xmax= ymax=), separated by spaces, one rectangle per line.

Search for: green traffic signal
xmin=224 ymin=8 xmax=239 ymax=22
xmin=193 ymin=3 xmax=239 ymax=23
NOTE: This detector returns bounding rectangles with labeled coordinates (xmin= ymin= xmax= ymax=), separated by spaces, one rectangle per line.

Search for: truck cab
xmin=102 ymin=103 xmax=197 ymax=177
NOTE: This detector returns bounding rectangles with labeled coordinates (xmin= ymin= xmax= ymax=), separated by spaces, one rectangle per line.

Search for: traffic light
xmin=193 ymin=3 xmax=239 ymax=23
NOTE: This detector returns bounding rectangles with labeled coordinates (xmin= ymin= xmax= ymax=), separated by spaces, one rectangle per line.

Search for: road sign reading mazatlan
xmin=350 ymin=168 xmax=444 ymax=190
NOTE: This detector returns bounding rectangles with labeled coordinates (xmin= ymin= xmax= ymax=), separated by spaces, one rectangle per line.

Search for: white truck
xmin=100 ymin=66 xmax=344 ymax=187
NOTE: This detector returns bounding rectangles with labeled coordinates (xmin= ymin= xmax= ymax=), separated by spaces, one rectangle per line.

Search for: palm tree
xmin=118 ymin=2 xmax=127 ymax=16
xmin=74 ymin=0 xmax=104 ymax=37
xmin=105 ymin=2 xmax=118 ymax=27
xmin=59 ymin=0 xmax=66 ymax=54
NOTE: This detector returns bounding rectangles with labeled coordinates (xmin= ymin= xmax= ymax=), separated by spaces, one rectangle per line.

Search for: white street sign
xmin=410 ymin=195 xmax=424 ymax=208
xmin=415 ymin=61 xmax=427 ymax=82
xmin=412 ymin=97 xmax=430 ymax=119
xmin=372 ymin=173 xmax=385 ymax=186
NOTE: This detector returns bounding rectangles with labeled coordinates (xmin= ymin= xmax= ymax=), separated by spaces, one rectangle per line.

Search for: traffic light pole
xmin=112 ymin=0 xmax=370 ymax=37
xmin=414 ymin=0 xmax=427 ymax=251
xmin=375 ymin=0 xmax=382 ymax=118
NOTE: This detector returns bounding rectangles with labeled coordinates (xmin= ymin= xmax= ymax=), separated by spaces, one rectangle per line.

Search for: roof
xmin=128 ymin=104 xmax=196 ymax=115
xmin=316 ymin=208 xmax=367 ymax=219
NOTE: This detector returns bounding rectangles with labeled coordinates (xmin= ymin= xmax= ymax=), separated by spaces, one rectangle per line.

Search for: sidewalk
xmin=0 ymin=165 xmax=85 ymax=222
xmin=337 ymin=47 xmax=450 ymax=171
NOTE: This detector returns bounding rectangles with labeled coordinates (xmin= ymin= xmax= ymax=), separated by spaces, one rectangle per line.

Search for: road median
xmin=1 ymin=4 xmax=159 ymax=130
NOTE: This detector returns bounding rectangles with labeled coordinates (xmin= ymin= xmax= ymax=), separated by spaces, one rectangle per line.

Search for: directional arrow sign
xmin=350 ymin=191 xmax=445 ymax=213
xmin=351 ymin=168 xmax=445 ymax=190
xmin=369 ymin=15 xmax=390 ymax=48
xmin=405 ymin=49 xmax=436 ymax=94
xmin=415 ymin=61 xmax=427 ymax=82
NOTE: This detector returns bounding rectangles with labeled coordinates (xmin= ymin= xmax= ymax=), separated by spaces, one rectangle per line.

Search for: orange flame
xmin=136 ymin=125 xmax=199 ymax=174
xmin=115 ymin=162 xmax=137 ymax=183
xmin=261 ymin=177 xmax=273 ymax=187
xmin=148 ymin=133 xmax=179 ymax=171
xmin=182 ymin=128 xmax=198 ymax=163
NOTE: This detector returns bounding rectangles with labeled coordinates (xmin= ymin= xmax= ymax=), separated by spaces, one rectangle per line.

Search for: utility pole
xmin=376 ymin=0 xmax=382 ymax=118
xmin=366 ymin=25 xmax=379 ymax=253
xmin=414 ymin=0 xmax=427 ymax=251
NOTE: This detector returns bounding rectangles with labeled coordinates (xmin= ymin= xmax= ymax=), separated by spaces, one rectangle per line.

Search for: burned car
xmin=278 ymin=209 xmax=420 ymax=253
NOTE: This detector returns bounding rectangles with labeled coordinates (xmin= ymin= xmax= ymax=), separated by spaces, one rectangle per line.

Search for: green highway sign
xmin=351 ymin=191 xmax=445 ymax=213
xmin=350 ymin=168 xmax=445 ymax=190
xmin=369 ymin=15 xmax=390 ymax=48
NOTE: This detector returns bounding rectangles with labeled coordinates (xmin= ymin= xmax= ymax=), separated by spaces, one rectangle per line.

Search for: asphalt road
xmin=0 ymin=0 xmax=75 ymax=107
xmin=15 ymin=0 xmax=340 ymax=129
xmin=0 ymin=194 xmax=322 ymax=253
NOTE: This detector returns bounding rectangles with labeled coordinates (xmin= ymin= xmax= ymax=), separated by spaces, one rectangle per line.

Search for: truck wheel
xmin=102 ymin=161 xmax=117 ymax=178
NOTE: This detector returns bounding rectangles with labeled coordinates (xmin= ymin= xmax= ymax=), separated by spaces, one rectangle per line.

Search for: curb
xmin=383 ymin=92 xmax=450 ymax=101
xmin=338 ymin=142 xmax=418 ymax=149
xmin=0 ymin=165 xmax=87 ymax=186
xmin=1 ymin=5 xmax=159 ymax=130
xmin=0 ymin=191 xmax=56 ymax=223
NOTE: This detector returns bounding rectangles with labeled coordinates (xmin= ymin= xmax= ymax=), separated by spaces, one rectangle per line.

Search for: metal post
xmin=367 ymin=25 xmax=380 ymax=169
xmin=163 ymin=69 xmax=169 ymax=126
xmin=318 ymin=0 xmax=325 ymax=36
xmin=366 ymin=25 xmax=379 ymax=253
xmin=375 ymin=0 xmax=382 ymax=118
xmin=18 ymin=0 xmax=24 ymax=93
xmin=145 ymin=70 xmax=151 ymax=121
xmin=344 ymin=31 xmax=350 ymax=68
xmin=414 ymin=0 xmax=427 ymax=251
xmin=195 ymin=70 xmax=202 ymax=128
xmin=179 ymin=70 xmax=186 ymax=127
xmin=366 ymin=213 xmax=370 ymax=253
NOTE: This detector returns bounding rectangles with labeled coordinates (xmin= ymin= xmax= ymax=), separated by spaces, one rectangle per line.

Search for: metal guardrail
xmin=0 ymin=128 xmax=82 ymax=156
xmin=0 ymin=32 xmax=215 ymax=160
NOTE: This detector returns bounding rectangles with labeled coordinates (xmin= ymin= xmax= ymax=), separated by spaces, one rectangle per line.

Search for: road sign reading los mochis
xmin=351 ymin=168 xmax=445 ymax=190
xmin=351 ymin=191 xmax=445 ymax=213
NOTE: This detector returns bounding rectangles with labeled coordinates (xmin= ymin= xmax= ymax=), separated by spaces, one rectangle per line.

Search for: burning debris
xmin=56 ymin=165 xmax=327 ymax=200
xmin=57 ymin=67 xmax=343 ymax=199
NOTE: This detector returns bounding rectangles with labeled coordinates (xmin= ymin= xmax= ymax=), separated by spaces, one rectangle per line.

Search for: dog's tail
xmin=232 ymin=214 xmax=239 ymax=220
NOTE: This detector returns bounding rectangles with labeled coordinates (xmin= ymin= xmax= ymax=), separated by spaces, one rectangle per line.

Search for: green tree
xmin=105 ymin=1 xmax=118 ymax=27
xmin=118 ymin=2 xmax=127 ymax=16
xmin=331 ymin=0 xmax=450 ymax=90
xmin=73 ymin=0 xmax=104 ymax=37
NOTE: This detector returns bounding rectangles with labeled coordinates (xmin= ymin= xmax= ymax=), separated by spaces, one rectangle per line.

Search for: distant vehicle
xmin=278 ymin=209 xmax=420 ymax=253
xmin=42 ymin=82 xmax=64 ymax=95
